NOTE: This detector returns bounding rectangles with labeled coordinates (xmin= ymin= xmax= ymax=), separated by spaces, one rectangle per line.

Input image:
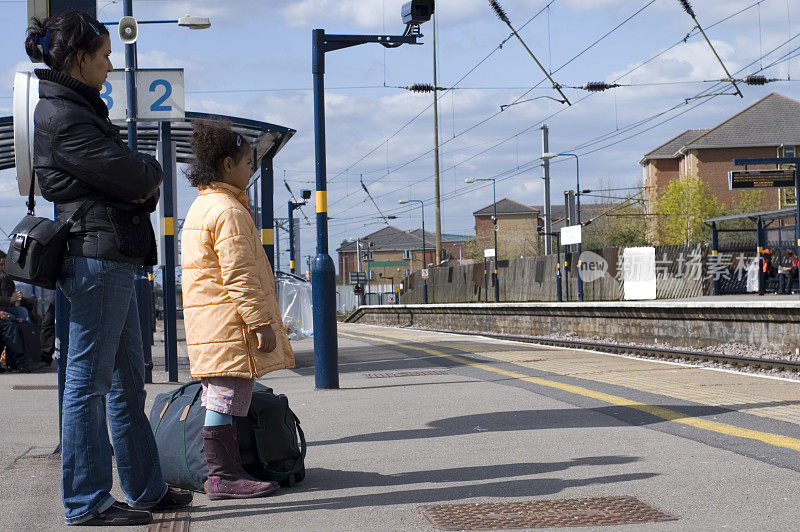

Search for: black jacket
xmin=32 ymin=69 xmax=162 ymax=265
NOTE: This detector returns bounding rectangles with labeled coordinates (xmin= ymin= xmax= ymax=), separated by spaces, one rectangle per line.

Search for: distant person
xmin=759 ymin=249 xmax=774 ymax=295
xmin=25 ymin=10 xmax=190 ymax=526
xmin=181 ymin=120 xmax=295 ymax=499
xmin=0 ymin=251 xmax=34 ymax=322
xmin=0 ymin=310 xmax=31 ymax=372
xmin=777 ymin=249 xmax=799 ymax=294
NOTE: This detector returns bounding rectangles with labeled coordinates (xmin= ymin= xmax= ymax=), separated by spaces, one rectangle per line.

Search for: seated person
xmin=777 ymin=249 xmax=799 ymax=294
xmin=0 ymin=251 xmax=35 ymax=322
xmin=0 ymin=310 xmax=31 ymax=372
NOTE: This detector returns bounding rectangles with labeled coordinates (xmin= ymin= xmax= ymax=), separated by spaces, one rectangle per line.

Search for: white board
xmin=622 ymin=246 xmax=656 ymax=300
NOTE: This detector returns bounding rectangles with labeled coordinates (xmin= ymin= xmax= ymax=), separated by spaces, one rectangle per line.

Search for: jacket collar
xmin=35 ymin=68 xmax=109 ymax=119
xmin=199 ymin=182 xmax=251 ymax=211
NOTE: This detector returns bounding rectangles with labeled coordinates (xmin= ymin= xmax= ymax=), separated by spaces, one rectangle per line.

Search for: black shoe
xmin=151 ymin=487 xmax=193 ymax=511
xmin=75 ymin=502 xmax=152 ymax=526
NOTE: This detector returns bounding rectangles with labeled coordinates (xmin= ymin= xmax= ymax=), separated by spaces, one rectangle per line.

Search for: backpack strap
xmin=253 ymin=412 xmax=306 ymax=481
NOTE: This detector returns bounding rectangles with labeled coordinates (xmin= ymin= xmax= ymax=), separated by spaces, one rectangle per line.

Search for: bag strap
xmin=153 ymin=381 xmax=202 ymax=435
xmin=25 ymin=174 xmax=95 ymax=226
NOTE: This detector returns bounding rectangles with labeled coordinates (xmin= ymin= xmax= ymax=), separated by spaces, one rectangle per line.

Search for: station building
xmin=640 ymin=92 xmax=800 ymax=244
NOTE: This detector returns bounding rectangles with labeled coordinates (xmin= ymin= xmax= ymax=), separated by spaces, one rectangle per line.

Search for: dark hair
xmin=187 ymin=120 xmax=251 ymax=188
xmin=25 ymin=11 xmax=109 ymax=73
xmin=0 ymin=250 xmax=6 ymax=260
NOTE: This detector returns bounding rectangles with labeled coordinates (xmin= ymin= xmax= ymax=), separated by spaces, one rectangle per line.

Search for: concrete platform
xmin=1 ymin=322 xmax=799 ymax=530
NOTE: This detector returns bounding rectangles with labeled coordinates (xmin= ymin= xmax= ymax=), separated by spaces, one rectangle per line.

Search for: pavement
xmin=1 ymin=320 xmax=800 ymax=531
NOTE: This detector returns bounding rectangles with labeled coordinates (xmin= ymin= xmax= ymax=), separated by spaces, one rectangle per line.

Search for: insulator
xmin=743 ymin=75 xmax=768 ymax=86
xmin=678 ymin=0 xmax=695 ymax=17
xmin=407 ymin=83 xmax=435 ymax=93
xmin=489 ymin=0 xmax=510 ymax=24
xmin=583 ymin=82 xmax=616 ymax=92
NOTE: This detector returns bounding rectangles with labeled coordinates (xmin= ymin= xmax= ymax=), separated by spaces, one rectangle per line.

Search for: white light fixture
xmin=178 ymin=15 xmax=212 ymax=29
xmin=398 ymin=199 xmax=409 ymax=204
xmin=541 ymin=152 xmax=558 ymax=159
xmin=464 ymin=178 xmax=476 ymax=183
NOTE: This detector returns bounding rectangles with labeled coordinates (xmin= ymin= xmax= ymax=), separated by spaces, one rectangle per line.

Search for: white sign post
xmin=560 ymin=225 xmax=582 ymax=246
xmin=103 ymin=69 xmax=185 ymax=123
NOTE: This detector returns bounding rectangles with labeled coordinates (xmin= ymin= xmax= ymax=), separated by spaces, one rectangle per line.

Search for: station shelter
xmin=0 ymin=111 xmax=295 ymax=381
xmin=705 ymin=208 xmax=798 ymax=295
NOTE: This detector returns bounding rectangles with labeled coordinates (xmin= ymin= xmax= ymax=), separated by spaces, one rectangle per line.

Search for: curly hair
xmin=25 ymin=11 xmax=109 ymax=73
xmin=186 ymin=120 xmax=251 ymax=188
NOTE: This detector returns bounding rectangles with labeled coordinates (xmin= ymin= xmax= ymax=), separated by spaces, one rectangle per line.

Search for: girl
xmin=25 ymin=11 xmax=190 ymax=526
xmin=182 ymin=120 xmax=295 ymax=499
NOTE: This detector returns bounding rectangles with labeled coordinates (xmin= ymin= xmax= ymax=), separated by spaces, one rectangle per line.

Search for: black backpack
xmin=149 ymin=381 xmax=306 ymax=492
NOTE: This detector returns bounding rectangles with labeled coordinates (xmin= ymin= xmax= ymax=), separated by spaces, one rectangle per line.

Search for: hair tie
xmin=34 ymin=29 xmax=51 ymax=57
xmin=236 ymin=134 xmax=242 ymax=147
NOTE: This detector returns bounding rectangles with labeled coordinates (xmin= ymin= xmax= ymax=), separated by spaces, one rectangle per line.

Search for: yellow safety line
xmin=341 ymin=331 xmax=800 ymax=453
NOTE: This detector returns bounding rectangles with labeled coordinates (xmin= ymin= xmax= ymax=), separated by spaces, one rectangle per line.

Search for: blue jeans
xmin=58 ymin=256 xmax=167 ymax=524
xmin=0 ymin=306 xmax=29 ymax=322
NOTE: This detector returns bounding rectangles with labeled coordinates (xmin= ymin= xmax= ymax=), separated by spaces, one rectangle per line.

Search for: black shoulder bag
xmin=5 ymin=178 xmax=93 ymax=290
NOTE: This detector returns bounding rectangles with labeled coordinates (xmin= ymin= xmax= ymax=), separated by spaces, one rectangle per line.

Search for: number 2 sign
xmin=102 ymin=68 xmax=185 ymax=123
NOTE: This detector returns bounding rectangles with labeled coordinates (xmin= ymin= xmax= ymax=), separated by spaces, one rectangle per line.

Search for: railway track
xmin=431 ymin=329 xmax=800 ymax=374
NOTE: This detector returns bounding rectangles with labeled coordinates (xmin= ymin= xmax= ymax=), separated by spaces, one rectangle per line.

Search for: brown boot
xmin=201 ymin=424 xmax=279 ymax=500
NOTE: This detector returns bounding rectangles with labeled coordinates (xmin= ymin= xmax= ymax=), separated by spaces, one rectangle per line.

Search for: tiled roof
xmin=473 ymin=198 xmax=540 ymax=216
xmin=639 ymin=129 xmax=708 ymax=164
xmin=683 ymin=93 xmax=800 ymax=150
xmin=336 ymin=226 xmax=425 ymax=252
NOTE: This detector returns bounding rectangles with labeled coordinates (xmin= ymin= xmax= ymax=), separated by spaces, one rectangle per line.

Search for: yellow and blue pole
xmin=312 ymin=29 xmax=339 ymax=389
xmin=260 ymin=157 xmax=275 ymax=269
xmin=158 ymin=121 xmax=178 ymax=382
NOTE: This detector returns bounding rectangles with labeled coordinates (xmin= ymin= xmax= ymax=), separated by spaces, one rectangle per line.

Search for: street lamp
xmin=537 ymin=226 xmax=563 ymax=302
xmin=399 ymin=199 xmax=428 ymax=304
xmin=465 ymin=178 xmax=500 ymax=302
xmin=312 ymin=1 xmax=434 ymax=390
xmin=541 ymin=152 xmax=583 ymax=302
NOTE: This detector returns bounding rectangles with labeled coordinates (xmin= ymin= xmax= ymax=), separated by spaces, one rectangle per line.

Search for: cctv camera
xmin=402 ymin=0 xmax=435 ymax=25
xmin=301 ymin=189 xmax=312 ymax=200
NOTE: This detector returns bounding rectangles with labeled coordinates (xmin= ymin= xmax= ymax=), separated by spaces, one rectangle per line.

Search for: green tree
xmin=657 ymin=175 xmax=724 ymax=244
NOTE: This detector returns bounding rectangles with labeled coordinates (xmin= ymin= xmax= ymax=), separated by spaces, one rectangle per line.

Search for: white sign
xmin=560 ymin=225 xmax=582 ymax=246
xmin=622 ymin=247 xmax=656 ymax=300
xmin=102 ymin=69 xmax=185 ymax=123
xmin=421 ymin=269 xmax=429 ymax=279
xmin=484 ymin=248 xmax=496 ymax=258
xmin=387 ymin=293 xmax=397 ymax=305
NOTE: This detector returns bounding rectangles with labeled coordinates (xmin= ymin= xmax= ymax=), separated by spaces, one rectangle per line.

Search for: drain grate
xmin=147 ymin=510 xmax=190 ymax=532
xmin=11 ymin=384 xmax=59 ymax=390
xmin=366 ymin=370 xmax=449 ymax=378
xmin=420 ymin=496 xmax=676 ymax=530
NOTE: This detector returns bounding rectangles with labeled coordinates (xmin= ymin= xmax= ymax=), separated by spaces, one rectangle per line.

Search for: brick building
xmin=640 ymin=93 xmax=800 ymax=243
xmin=473 ymin=199 xmax=541 ymax=258
xmin=336 ymin=226 xmax=472 ymax=284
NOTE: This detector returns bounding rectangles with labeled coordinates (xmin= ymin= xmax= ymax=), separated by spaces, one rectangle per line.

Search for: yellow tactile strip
xmin=348 ymin=325 xmax=800 ymax=427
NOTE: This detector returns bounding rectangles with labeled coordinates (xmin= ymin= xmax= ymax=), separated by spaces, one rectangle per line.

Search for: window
xmin=361 ymin=250 xmax=373 ymax=261
xmin=403 ymin=249 xmax=412 ymax=260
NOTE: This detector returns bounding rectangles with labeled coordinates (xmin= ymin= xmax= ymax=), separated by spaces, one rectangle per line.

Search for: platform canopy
xmin=0 ymin=111 xmax=295 ymax=173
xmin=704 ymin=207 xmax=797 ymax=226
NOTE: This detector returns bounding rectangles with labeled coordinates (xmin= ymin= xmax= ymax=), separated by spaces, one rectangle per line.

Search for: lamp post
xmin=399 ymin=199 xmax=428 ymax=304
xmin=465 ymin=178 xmax=500 ymax=302
xmin=311 ymin=5 xmax=432 ymax=389
xmin=538 ymin=228 xmax=563 ymax=302
xmin=542 ymin=152 xmax=583 ymax=302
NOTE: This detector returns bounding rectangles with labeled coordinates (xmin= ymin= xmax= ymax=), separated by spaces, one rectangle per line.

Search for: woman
xmin=25 ymin=11 xmax=190 ymax=526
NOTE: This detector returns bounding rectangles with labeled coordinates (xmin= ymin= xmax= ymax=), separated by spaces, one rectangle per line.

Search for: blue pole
xmin=312 ymin=29 xmax=339 ymax=389
xmin=421 ymin=202 xmax=428 ymax=304
xmin=260 ymin=156 xmax=275 ymax=270
xmin=492 ymin=179 xmax=499 ymax=303
xmin=123 ymin=0 xmax=137 ymax=150
xmin=289 ymin=202 xmax=296 ymax=274
xmin=711 ymin=223 xmax=720 ymax=296
xmin=158 ymin=121 xmax=178 ymax=382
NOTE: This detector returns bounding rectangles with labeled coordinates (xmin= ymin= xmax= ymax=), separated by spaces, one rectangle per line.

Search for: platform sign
xmin=102 ymin=69 xmax=185 ymax=123
xmin=560 ymin=225 xmax=582 ymax=246
xmin=421 ymin=269 xmax=429 ymax=279
xmin=484 ymin=248 xmax=496 ymax=258
xmin=387 ymin=293 xmax=397 ymax=305
xmin=728 ymin=169 xmax=796 ymax=189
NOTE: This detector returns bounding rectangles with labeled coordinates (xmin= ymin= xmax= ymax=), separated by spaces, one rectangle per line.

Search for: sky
xmin=2 ymin=0 xmax=800 ymax=275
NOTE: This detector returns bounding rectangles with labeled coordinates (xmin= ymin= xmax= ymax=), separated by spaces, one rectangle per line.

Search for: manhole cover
xmin=12 ymin=384 xmax=59 ymax=390
xmin=366 ymin=370 xmax=448 ymax=378
xmin=420 ymin=496 xmax=676 ymax=529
